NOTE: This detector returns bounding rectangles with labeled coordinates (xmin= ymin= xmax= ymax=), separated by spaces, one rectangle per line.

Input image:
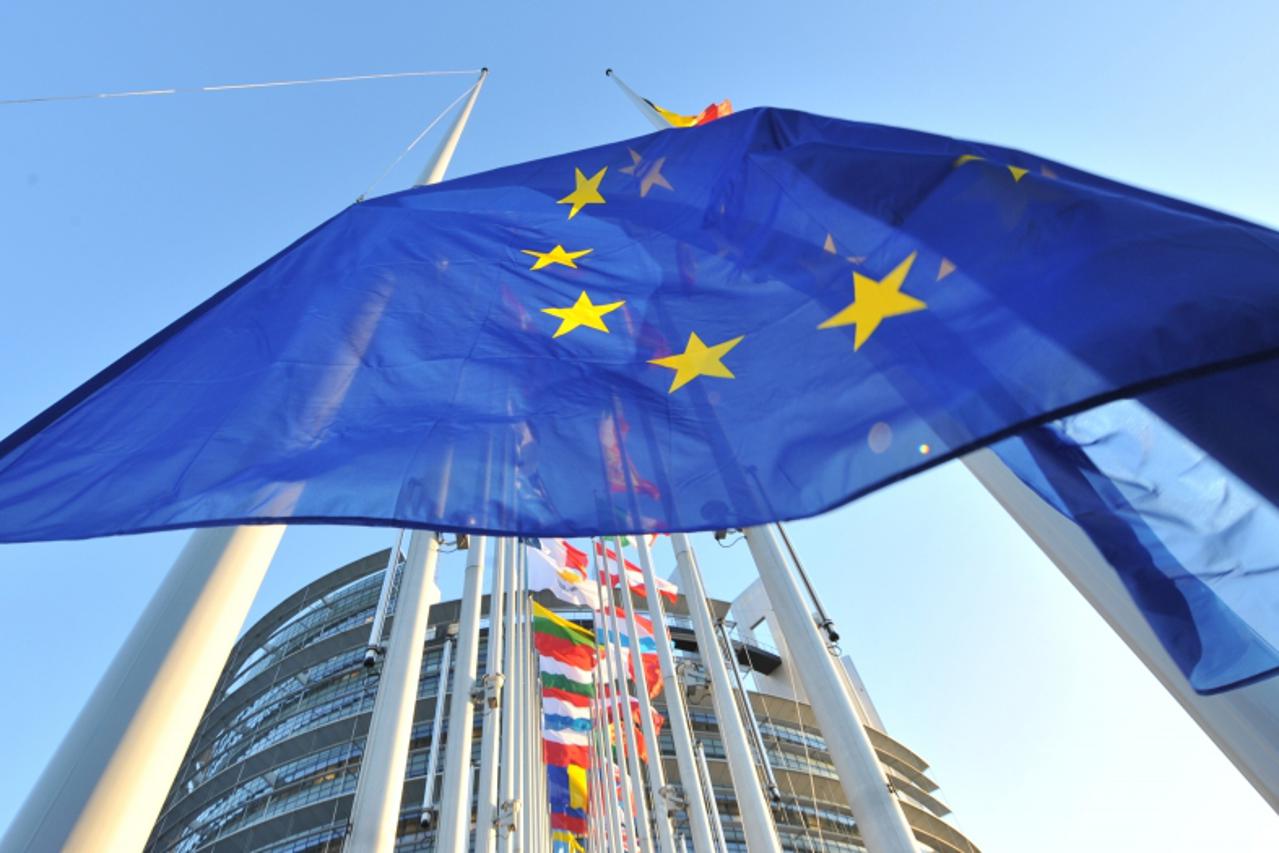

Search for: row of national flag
xmin=530 ymin=535 xmax=677 ymax=852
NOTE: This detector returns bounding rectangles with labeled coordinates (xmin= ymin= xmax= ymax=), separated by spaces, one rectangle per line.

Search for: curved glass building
xmin=146 ymin=547 xmax=979 ymax=853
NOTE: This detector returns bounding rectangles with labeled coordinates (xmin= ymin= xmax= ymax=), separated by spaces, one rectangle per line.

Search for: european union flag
xmin=1 ymin=106 xmax=1278 ymax=555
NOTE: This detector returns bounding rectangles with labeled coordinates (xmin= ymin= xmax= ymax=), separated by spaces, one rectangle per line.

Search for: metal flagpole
xmin=668 ymin=533 xmax=782 ymax=850
xmin=0 ymin=524 xmax=284 ymax=853
xmin=597 ymin=613 xmax=639 ymax=851
xmin=474 ymin=538 xmax=509 ymax=851
xmin=364 ymin=529 xmax=406 ymax=666
xmin=614 ymin=538 xmax=677 ymax=853
xmin=694 ymin=741 xmax=728 ymax=853
xmin=964 ymin=448 xmax=1279 ymax=810
xmin=512 ymin=554 xmax=528 ymax=853
xmin=604 ymin=585 xmax=655 ymax=853
xmin=589 ymin=713 xmax=610 ymax=853
xmin=595 ymin=543 xmax=653 ymax=853
xmin=417 ymin=68 xmax=488 ymax=185
xmin=344 ymin=67 xmax=492 ymax=852
xmin=499 ymin=540 xmax=522 ymax=851
xmin=595 ymin=659 xmax=628 ymax=852
xmin=741 ymin=525 xmax=916 ymax=852
xmin=419 ymin=637 xmax=453 ymax=825
xmin=715 ymin=619 xmax=781 ymax=802
xmin=604 ymin=69 xmax=668 ymax=130
xmin=436 ymin=536 xmax=489 ymax=850
xmin=634 ymin=537 xmax=718 ymax=853
xmin=347 ymin=530 xmax=444 ymax=851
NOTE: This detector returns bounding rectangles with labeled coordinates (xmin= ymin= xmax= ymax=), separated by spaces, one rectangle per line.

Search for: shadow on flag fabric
xmin=2 ymin=106 xmax=1279 ymax=577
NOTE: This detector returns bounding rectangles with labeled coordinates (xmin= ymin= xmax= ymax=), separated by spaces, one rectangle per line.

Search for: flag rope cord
xmin=0 ymin=68 xmax=482 ymax=107
xmin=356 ymin=75 xmax=482 ymax=202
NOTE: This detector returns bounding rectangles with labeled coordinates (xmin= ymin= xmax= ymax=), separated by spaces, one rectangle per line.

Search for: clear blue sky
xmin=1 ymin=1 xmax=1277 ymax=849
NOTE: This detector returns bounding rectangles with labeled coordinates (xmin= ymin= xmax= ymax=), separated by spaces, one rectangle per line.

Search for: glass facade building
xmin=146 ymin=548 xmax=979 ymax=853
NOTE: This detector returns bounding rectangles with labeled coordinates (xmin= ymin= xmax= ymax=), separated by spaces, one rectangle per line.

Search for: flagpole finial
xmin=605 ymin=68 xmax=614 ymax=76
xmin=481 ymin=67 xmax=489 ymax=75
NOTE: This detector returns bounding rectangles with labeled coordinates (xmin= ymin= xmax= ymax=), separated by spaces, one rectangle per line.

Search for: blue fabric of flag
xmin=594 ymin=627 xmax=657 ymax=653
xmin=1 ymin=106 xmax=1279 ymax=546
xmin=993 ymin=358 xmax=1279 ymax=693
xmin=547 ymin=765 xmax=572 ymax=807
xmin=543 ymin=713 xmax=593 ymax=734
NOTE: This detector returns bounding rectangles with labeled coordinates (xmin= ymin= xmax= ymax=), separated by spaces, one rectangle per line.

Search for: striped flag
xmin=596 ymin=606 xmax=663 ymax=699
xmin=595 ymin=541 xmax=679 ymax=603
xmin=533 ymin=600 xmax=597 ymax=851
xmin=534 ymin=603 xmax=599 ymax=670
xmin=643 ymin=96 xmax=733 ymax=127
xmin=528 ymin=543 xmax=599 ymax=609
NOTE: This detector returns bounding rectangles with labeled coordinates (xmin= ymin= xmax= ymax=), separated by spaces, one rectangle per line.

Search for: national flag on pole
xmin=544 ymin=538 xmax=591 ymax=579
xmin=595 ymin=606 xmax=663 ymax=699
xmin=528 ymin=545 xmax=600 ymax=609
xmin=644 ymin=96 xmax=733 ymax=127
xmin=595 ymin=542 xmax=679 ymax=603
xmin=534 ymin=600 xmax=597 ymax=849
xmin=548 ymin=764 xmax=590 ymax=811
xmin=533 ymin=601 xmax=599 ymax=670
xmin=603 ymin=694 xmax=665 ymax=763
xmin=552 ymin=831 xmax=586 ymax=853
xmin=542 ymin=729 xmax=591 ymax=768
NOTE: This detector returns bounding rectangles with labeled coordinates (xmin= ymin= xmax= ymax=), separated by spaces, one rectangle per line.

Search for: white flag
xmin=527 ymin=545 xmax=600 ymax=609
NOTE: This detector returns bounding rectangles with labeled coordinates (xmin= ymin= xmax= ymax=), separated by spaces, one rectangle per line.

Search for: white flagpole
xmin=347 ymin=529 xmax=446 ymax=851
xmin=512 ymin=557 xmax=529 ymax=853
xmin=437 ymin=536 xmax=489 ymax=849
xmin=595 ymin=543 xmax=654 ymax=853
xmin=589 ymin=715 xmax=609 ymax=853
xmin=606 ymin=589 xmax=656 ymax=853
xmin=668 ymin=533 xmax=782 ymax=850
xmin=475 ymin=538 xmax=509 ymax=851
xmin=741 ymin=525 xmax=917 ymax=852
xmin=499 ymin=538 xmax=523 ymax=851
xmin=604 ymin=69 xmax=669 ymax=131
xmin=417 ymin=68 xmax=488 ymax=185
xmin=715 ymin=618 xmax=781 ymax=802
xmin=364 ymin=529 xmax=406 ymax=666
xmin=613 ymin=538 xmax=677 ymax=853
xmin=634 ymin=537 xmax=719 ymax=853
xmin=964 ymin=448 xmax=1279 ymax=810
xmin=694 ymin=741 xmax=729 ymax=853
xmin=344 ymin=66 xmax=491 ymax=852
xmin=0 ymin=524 xmax=284 ymax=853
xmin=594 ymin=661 xmax=627 ymax=851
xmin=419 ymin=636 xmax=453 ymax=825
xmin=598 ymin=616 xmax=640 ymax=851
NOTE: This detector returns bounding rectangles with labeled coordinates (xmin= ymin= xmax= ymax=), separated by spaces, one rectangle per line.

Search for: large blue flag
xmin=1 ymin=106 xmax=1278 ymax=551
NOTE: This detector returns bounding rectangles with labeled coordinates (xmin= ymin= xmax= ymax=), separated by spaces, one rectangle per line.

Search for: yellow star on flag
xmin=818 ymin=251 xmax=925 ymax=350
xmin=648 ymin=331 xmax=745 ymax=393
xmin=557 ymin=167 xmax=607 ymax=219
xmin=955 ymin=154 xmax=1029 ymax=182
xmin=541 ymin=290 xmax=625 ymax=338
xmin=521 ymin=244 xmax=593 ymax=270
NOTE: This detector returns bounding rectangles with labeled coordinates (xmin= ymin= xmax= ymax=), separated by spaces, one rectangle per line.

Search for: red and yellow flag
xmin=643 ymin=97 xmax=733 ymax=127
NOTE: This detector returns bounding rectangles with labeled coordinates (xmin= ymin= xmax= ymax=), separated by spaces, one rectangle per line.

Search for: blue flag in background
xmin=994 ymin=356 xmax=1279 ymax=694
xmin=2 ymin=106 xmax=1279 ymax=635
